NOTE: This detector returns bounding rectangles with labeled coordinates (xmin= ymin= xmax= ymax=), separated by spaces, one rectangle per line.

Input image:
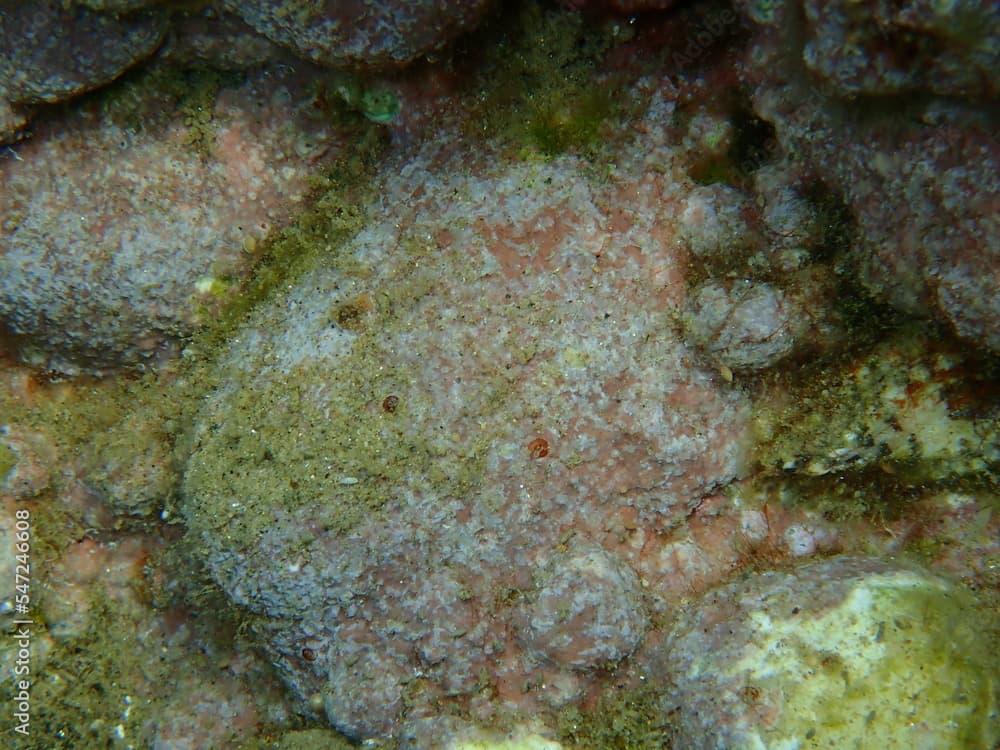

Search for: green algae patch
xmin=180 ymin=237 xmax=522 ymax=551
xmin=557 ymin=680 xmax=670 ymax=750
xmin=0 ymin=440 xmax=15 ymax=483
xmin=320 ymin=70 xmax=402 ymax=123
xmin=182 ymin=352 xmax=488 ymax=546
xmin=450 ymin=731 xmax=565 ymax=750
xmin=686 ymin=101 xmax=778 ymax=189
xmin=189 ymin=130 xmax=387 ymax=359
xmin=0 ymin=370 xmax=185 ymax=530
xmin=0 ymin=111 xmax=393 ymax=744
xmin=263 ymin=728 xmax=357 ymax=750
xmin=461 ymin=1 xmax=638 ymax=160
xmin=13 ymin=600 xmax=137 ymax=750
xmin=3 ymin=548 xmax=292 ymax=750
xmin=93 ymin=62 xmax=240 ymax=144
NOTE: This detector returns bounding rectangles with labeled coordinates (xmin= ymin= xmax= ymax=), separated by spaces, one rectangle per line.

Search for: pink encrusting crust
xmin=180 ymin=75 xmax=763 ymax=738
xmin=0 ymin=66 xmax=347 ymax=374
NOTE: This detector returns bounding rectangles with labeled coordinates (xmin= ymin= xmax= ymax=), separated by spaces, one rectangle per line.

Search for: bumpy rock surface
xmin=223 ymin=0 xmax=498 ymax=69
xmin=800 ymin=0 xmax=1000 ymax=98
xmin=73 ymin=0 xmax=162 ymax=10
xmin=754 ymin=331 xmax=1000 ymax=481
xmin=657 ymin=555 xmax=1000 ymax=750
xmin=5 ymin=2 xmax=1000 ymax=748
xmin=515 ymin=545 xmax=648 ymax=670
xmin=737 ymin=0 xmax=1000 ymax=352
xmin=181 ymin=81 xmax=751 ymax=740
xmin=683 ymin=280 xmax=806 ymax=371
xmin=0 ymin=0 xmax=167 ymax=143
xmin=562 ymin=0 xmax=676 ymax=11
xmin=0 ymin=67 xmax=342 ymax=374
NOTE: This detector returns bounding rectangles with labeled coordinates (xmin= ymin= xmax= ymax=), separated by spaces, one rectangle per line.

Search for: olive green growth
xmin=260 ymin=728 xmax=357 ymax=750
xmin=181 ymin=235 xmax=523 ymax=554
xmin=751 ymin=327 xmax=1000 ymax=520
xmin=94 ymin=63 xmax=240 ymax=148
xmin=463 ymin=2 xmax=637 ymax=158
xmin=686 ymin=101 xmax=778 ymax=188
xmin=192 ymin=135 xmax=386 ymax=355
xmin=557 ymin=680 xmax=669 ymax=749
xmin=0 ymin=440 xmax=14 ymax=484
xmin=328 ymin=71 xmax=401 ymax=123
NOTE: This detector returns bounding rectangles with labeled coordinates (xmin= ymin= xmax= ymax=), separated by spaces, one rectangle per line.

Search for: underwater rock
xmin=272 ymin=728 xmax=356 ymax=750
xmin=0 ymin=427 xmax=54 ymax=500
xmin=82 ymin=409 xmax=178 ymax=518
xmin=400 ymin=718 xmax=565 ymax=750
xmin=181 ymin=100 xmax=750 ymax=740
xmin=514 ymin=544 xmax=648 ymax=671
xmin=683 ymin=280 xmax=805 ymax=372
xmin=562 ymin=0 xmax=675 ymax=11
xmin=737 ymin=0 xmax=1000 ymax=352
xmin=677 ymin=183 xmax=759 ymax=261
xmin=0 ymin=0 xmax=167 ymax=144
xmin=737 ymin=0 xmax=1000 ymax=100
xmin=223 ymin=0 xmax=498 ymax=69
xmin=752 ymin=331 xmax=1000 ymax=481
xmin=72 ymin=0 xmax=162 ymax=10
xmin=158 ymin=8 xmax=297 ymax=71
xmin=0 ymin=66 xmax=343 ymax=375
xmin=657 ymin=555 xmax=1000 ymax=750
xmin=800 ymin=0 xmax=999 ymax=99
xmin=752 ymin=164 xmax=826 ymax=273
xmin=675 ymin=169 xmax=841 ymax=371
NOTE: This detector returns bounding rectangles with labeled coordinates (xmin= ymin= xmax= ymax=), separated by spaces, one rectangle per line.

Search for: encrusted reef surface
xmin=0 ymin=0 xmax=500 ymax=144
xmin=658 ymin=556 xmax=999 ymax=750
xmin=735 ymin=0 xmax=1000 ymax=352
xmin=1 ymin=1 xmax=999 ymax=749
xmin=180 ymin=88 xmax=752 ymax=740
xmin=0 ymin=65 xmax=344 ymax=375
xmin=222 ymin=0 xmax=499 ymax=69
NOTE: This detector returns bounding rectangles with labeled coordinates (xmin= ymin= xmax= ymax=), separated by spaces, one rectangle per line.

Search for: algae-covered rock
xmin=269 ymin=727 xmax=355 ymax=750
xmin=0 ymin=66 xmax=342 ymax=374
xmin=800 ymin=0 xmax=1000 ymax=99
xmin=180 ymin=132 xmax=749 ymax=740
xmin=753 ymin=331 xmax=1000 ymax=483
xmin=737 ymin=0 xmax=1000 ymax=353
xmin=657 ymin=555 xmax=1000 ymax=750
xmin=83 ymin=409 xmax=178 ymax=518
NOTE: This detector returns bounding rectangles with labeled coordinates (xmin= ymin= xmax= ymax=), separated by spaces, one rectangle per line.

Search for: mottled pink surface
xmin=0 ymin=66 xmax=345 ymax=374
xmin=1 ymin=2 xmax=998 ymax=747
xmin=180 ymin=74 xmax=759 ymax=740
xmin=179 ymin=60 xmax=1000 ymax=742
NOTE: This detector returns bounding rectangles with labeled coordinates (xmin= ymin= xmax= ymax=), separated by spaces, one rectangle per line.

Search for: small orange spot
xmin=382 ymin=395 xmax=399 ymax=413
xmin=528 ymin=437 xmax=549 ymax=459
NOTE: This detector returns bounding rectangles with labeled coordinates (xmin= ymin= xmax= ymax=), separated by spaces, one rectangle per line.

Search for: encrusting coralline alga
xmin=0 ymin=66 xmax=343 ymax=375
xmin=181 ymin=77 xmax=752 ymax=741
xmin=2 ymin=2 xmax=999 ymax=748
